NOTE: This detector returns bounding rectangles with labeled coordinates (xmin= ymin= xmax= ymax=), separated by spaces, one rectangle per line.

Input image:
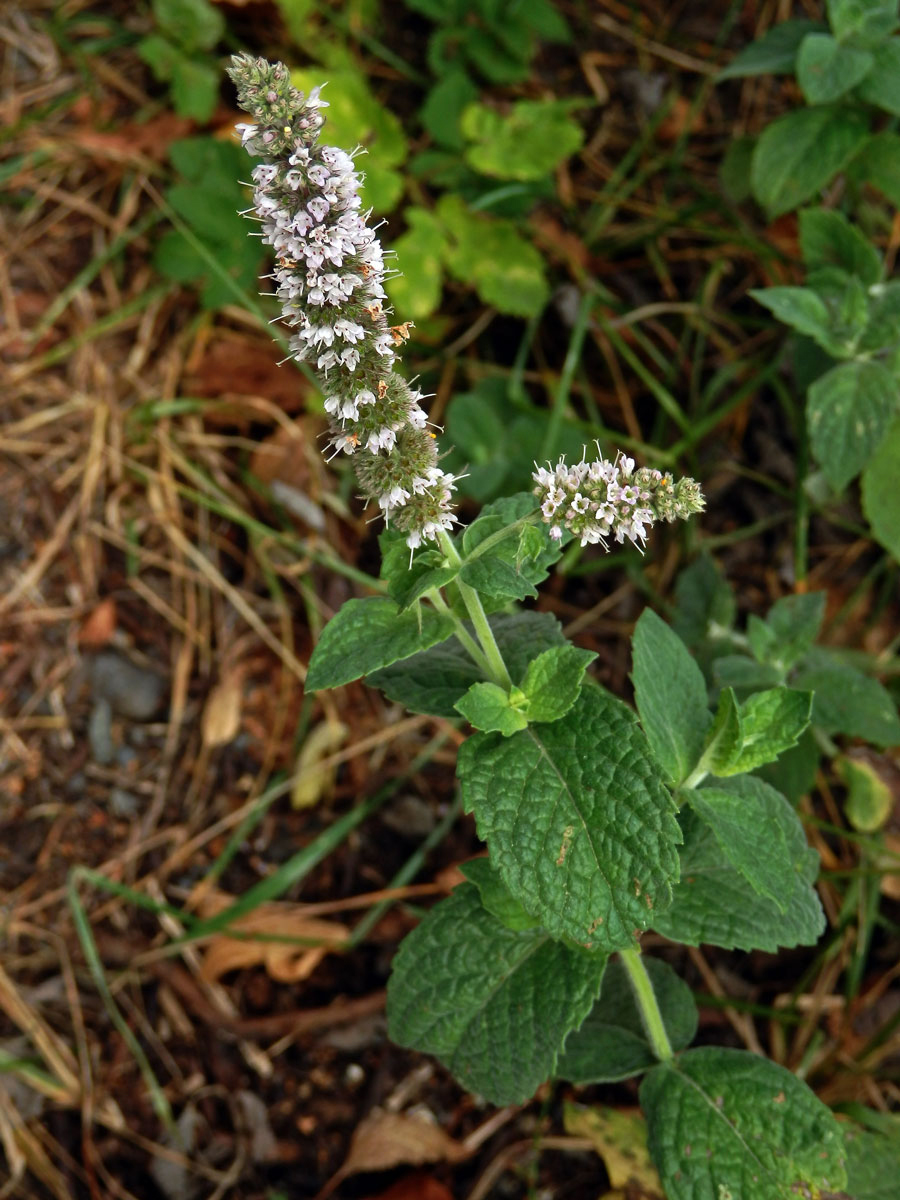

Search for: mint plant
xmin=138 ymin=0 xmax=225 ymax=122
xmin=226 ymin=53 xmax=858 ymax=1199
xmin=719 ymin=2 xmax=900 ymax=216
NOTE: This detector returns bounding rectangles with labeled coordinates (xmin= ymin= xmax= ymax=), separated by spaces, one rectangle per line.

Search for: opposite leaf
xmin=807 ymin=358 xmax=899 ymax=490
xmin=556 ymin=956 xmax=698 ymax=1085
xmin=713 ymin=687 xmax=812 ymax=776
xmin=794 ymin=656 xmax=900 ymax=746
xmin=459 ymin=857 xmax=541 ymax=931
xmin=653 ymin=809 xmax=824 ymax=952
xmin=632 ymin=608 xmax=712 ymax=787
xmin=685 ymin=775 xmax=813 ymax=912
xmin=798 ymin=207 xmax=882 ymax=285
xmin=386 ymin=882 xmax=605 ymax=1105
xmin=746 ymin=590 xmax=826 ymax=671
xmin=306 ymin=597 xmax=454 ymax=691
xmin=520 ymin=644 xmax=596 ymax=723
xmin=641 ymin=1047 xmax=847 ymax=1200
xmin=458 ymin=686 xmax=681 ymax=952
xmin=455 ymin=681 xmax=528 ymax=736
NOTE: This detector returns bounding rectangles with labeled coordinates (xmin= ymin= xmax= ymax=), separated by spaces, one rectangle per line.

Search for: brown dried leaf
xmin=197 ymin=894 xmax=349 ymax=983
xmin=79 ymin=599 xmax=117 ymax=648
xmin=342 ymin=1109 xmax=468 ymax=1177
xmin=201 ymin=675 xmax=243 ymax=749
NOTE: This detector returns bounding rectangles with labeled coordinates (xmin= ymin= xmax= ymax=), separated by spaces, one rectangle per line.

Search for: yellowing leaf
xmin=201 ymin=675 xmax=243 ymax=748
xmin=291 ymin=718 xmax=348 ymax=809
xmin=564 ymin=1103 xmax=663 ymax=1196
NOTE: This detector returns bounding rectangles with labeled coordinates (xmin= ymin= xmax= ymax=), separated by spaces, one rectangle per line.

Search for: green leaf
xmin=859 ymin=280 xmax=900 ymax=351
xmin=455 ymin=681 xmax=528 ymax=736
xmin=556 ymin=957 xmax=697 ymax=1085
xmin=827 ymin=0 xmax=899 ymax=47
xmin=798 ymin=207 xmax=882 ymax=284
xmin=521 ymin=0 xmax=571 ymax=42
xmin=632 ymin=609 xmax=712 ymax=787
xmin=421 ymin=70 xmax=479 ymax=148
xmin=386 ymin=882 xmax=605 ymax=1104
xmin=796 ymin=32 xmax=873 ymax=104
xmin=461 ymin=99 xmax=585 ymax=181
xmin=794 ymin=655 xmax=900 ymax=745
xmin=368 ymin=610 xmax=567 ymax=717
xmin=751 ymin=105 xmax=870 ymax=218
xmin=719 ymin=135 xmax=756 ymax=203
xmin=851 ymin=130 xmax=900 ymax=207
xmin=856 ymin=38 xmax=900 ymax=114
xmin=686 ymin=776 xmax=813 ymax=912
xmin=379 ymin=532 xmax=458 ymax=610
xmin=458 ymin=555 xmax=538 ymax=600
xmin=459 ymin=856 xmax=541 ymax=931
xmin=520 ymin=645 xmax=596 ymax=724
xmin=747 ymin=591 xmax=826 ymax=671
xmin=715 ymin=687 xmax=813 ymax=776
xmin=463 ymin=27 xmax=530 ymax=84
xmin=672 ymin=555 xmax=736 ymax=648
xmin=137 ymin=33 xmax=179 ymax=79
xmin=754 ymin=727 xmax=821 ymax=803
xmin=437 ymin=193 xmax=549 ymax=317
xmin=386 ymin=207 xmax=446 ymax=319
xmin=807 ymin=359 xmax=898 ymax=490
xmin=713 ymin=654 xmax=784 ymax=692
xmin=749 ymin=286 xmax=840 ymax=354
xmin=305 ymin=598 xmax=454 ymax=691
xmin=862 ymin=414 xmax=900 ymax=560
xmin=844 ymin=1122 xmax=900 ymax=1199
xmin=169 ymin=55 xmax=218 ymax=122
xmin=653 ymin=809 xmax=824 ymax=952
xmin=717 ymin=19 xmax=825 ymax=79
xmin=641 ymin=1048 xmax=847 ymax=1200
xmin=698 ymin=687 xmax=743 ymax=776
xmin=458 ymin=686 xmax=681 ymax=951
xmin=153 ymin=0 xmax=224 ymax=53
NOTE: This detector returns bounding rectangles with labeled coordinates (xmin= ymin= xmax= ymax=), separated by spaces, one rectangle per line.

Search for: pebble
xmin=89 ymin=651 xmax=166 ymax=719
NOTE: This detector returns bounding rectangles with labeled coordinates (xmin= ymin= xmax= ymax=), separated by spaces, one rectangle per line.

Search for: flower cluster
xmin=227 ymin=54 xmax=457 ymax=548
xmin=532 ymin=449 xmax=704 ymax=549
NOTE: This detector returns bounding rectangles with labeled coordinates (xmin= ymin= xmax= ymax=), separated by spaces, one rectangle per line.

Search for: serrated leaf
xmin=386 ymin=883 xmax=605 ymax=1104
xmin=713 ymin=654 xmax=784 ymax=692
xmin=653 ymin=810 xmax=824 ymax=951
xmin=794 ymin=655 xmax=900 ymax=745
xmin=754 ymin=727 xmax=821 ymax=803
xmin=379 ymin=532 xmax=458 ymax=610
xmin=698 ymin=687 xmax=743 ymax=776
xmin=715 ymin=687 xmax=812 ymax=776
xmin=796 ymin=32 xmax=873 ymax=104
xmin=459 ymin=857 xmax=541 ymax=931
xmin=461 ymin=99 xmax=584 ymax=181
xmin=717 ymin=19 xmax=825 ymax=79
xmin=798 ymin=207 xmax=882 ymax=284
xmin=751 ymin=105 xmax=869 ymax=218
xmin=862 ymin=414 xmax=900 ymax=560
xmin=455 ymin=681 xmax=528 ymax=736
xmin=857 ymin=38 xmax=900 ymax=115
xmin=421 ymin=70 xmax=479 ymax=149
xmin=641 ymin=1048 xmax=847 ymax=1200
xmin=808 ymin=359 xmax=898 ymax=489
xmin=556 ymin=957 xmax=698 ymax=1085
xmin=686 ymin=775 xmax=812 ymax=912
xmin=306 ymin=598 xmax=453 ymax=691
xmin=632 ymin=609 xmax=712 ymax=787
xmin=520 ymin=645 xmax=596 ymax=723
xmin=672 ymin=555 xmax=736 ymax=648
xmin=368 ymin=611 xmax=567 ymax=717
xmin=750 ymin=285 xmax=850 ymax=356
xmin=828 ymin=0 xmax=899 ymax=46
xmin=748 ymin=591 xmax=826 ymax=671
xmin=458 ymin=555 xmax=538 ymax=600
xmin=458 ymin=686 xmax=681 ymax=951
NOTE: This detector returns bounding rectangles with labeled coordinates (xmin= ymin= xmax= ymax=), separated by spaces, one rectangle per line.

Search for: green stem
xmin=427 ymin=587 xmax=492 ymax=676
xmin=681 ymin=763 xmax=708 ymax=790
xmin=438 ymin=529 xmax=513 ymax=689
xmin=619 ymin=946 xmax=674 ymax=1062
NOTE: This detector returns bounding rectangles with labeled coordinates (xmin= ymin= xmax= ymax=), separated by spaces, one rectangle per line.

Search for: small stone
xmin=89 ymin=651 xmax=166 ymax=719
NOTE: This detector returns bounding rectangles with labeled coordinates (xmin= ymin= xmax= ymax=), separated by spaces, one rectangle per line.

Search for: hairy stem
xmin=619 ymin=946 xmax=674 ymax=1063
xmin=438 ymin=529 xmax=513 ymax=689
xmin=426 ymin=587 xmax=493 ymax=676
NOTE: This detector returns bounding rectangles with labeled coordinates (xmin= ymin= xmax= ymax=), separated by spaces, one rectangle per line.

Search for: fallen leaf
xmin=201 ymin=674 xmax=243 ymax=749
xmin=79 ymin=599 xmax=117 ymax=647
xmin=197 ymin=892 xmax=349 ymax=983
xmin=292 ymin=720 xmax=349 ymax=809
xmin=564 ymin=1103 xmax=663 ymax=1196
xmin=361 ymin=1174 xmax=455 ymax=1200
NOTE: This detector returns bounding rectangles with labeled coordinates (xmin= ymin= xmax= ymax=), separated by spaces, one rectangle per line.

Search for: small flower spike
xmin=227 ymin=53 xmax=457 ymax=549
xmin=532 ymin=448 xmax=704 ymax=549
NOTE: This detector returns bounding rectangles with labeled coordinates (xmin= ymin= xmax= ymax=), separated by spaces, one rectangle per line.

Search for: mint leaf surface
xmin=632 ymin=608 xmax=712 ymax=787
xmin=747 ymin=591 xmax=826 ymax=671
xmin=455 ymin=681 xmax=528 ymax=736
xmin=459 ymin=856 xmax=541 ymax=931
xmin=386 ymin=882 xmax=605 ymax=1104
xmin=796 ymin=32 xmax=873 ymax=105
xmin=799 ymin=207 xmax=882 ymax=284
xmin=808 ymin=359 xmax=898 ymax=490
xmin=556 ymin=956 xmax=698 ymax=1085
xmin=458 ymin=686 xmax=681 ymax=951
xmin=521 ymin=645 xmax=596 ymax=723
xmin=794 ymin=656 xmax=900 ymax=745
xmin=653 ymin=810 xmax=824 ymax=952
xmin=686 ymin=776 xmax=813 ymax=912
xmin=715 ymin=687 xmax=812 ymax=776
xmin=641 ymin=1047 xmax=847 ymax=1200
xmin=717 ymin=19 xmax=825 ymax=79
xmin=306 ymin=597 xmax=453 ymax=690
xmin=862 ymin=414 xmax=900 ymax=560
xmin=367 ymin=610 xmax=567 ymax=717
xmin=844 ymin=1123 xmax=900 ymax=1199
